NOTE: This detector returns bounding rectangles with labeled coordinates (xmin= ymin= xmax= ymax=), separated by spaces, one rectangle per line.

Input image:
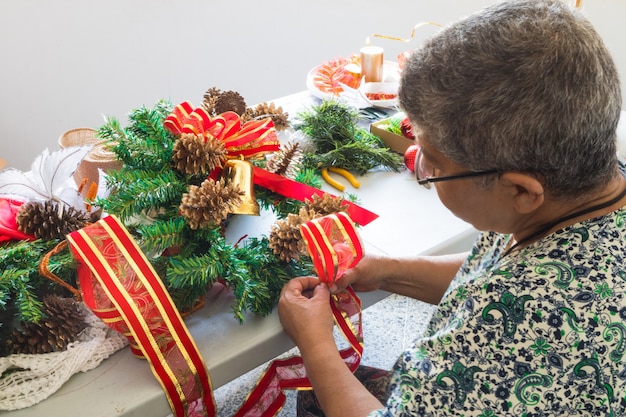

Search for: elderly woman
xmin=278 ymin=0 xmax=626 ymax=416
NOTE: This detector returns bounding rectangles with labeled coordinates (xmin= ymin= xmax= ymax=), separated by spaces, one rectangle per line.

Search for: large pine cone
xmin=16 ymin=200 xmax=90 ymax=240
xmin=304 ymin=194 xmax=347 ymax=217
xmin=214 ymin=91 xmax=247 ymax=116
xmin=269 ymin=207 xmax=316 ymax=262
xmin=249 ymin=102 xmax=290 ymax=131
xmin=265 ymin=142 xmax=302 ymax=178
xmin=7 ymin=295 xmax=86 ymax=355
xmin=180 ymin=178 xmax=243 ymax=229
xmin=172 ymin=133 xmax=227 ymax=175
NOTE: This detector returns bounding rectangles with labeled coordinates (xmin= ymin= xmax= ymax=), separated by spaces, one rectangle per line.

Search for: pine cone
xmin=269 ymin=207 xmax=316 ymax=262
xmin=265 ymin=142 xmax=302 ymax=178
xmin=180 ymin=178 xmax=243 ymax=229
xmin=304 ymin=194 xmax=347 ymax=218
xmin=172 ymin=133 xmax=227 ymax=175
xmin=202 ymin=87 xmax=222 ymax=114
xmin=249 ymin=102 xmax=290 ymax=131
xmin=214 ymin=91 xmax=247 ymax=116
xmin=16 ymin=200 xmax=90 ymax=240
xmin=240 ymin=108 xmax=255 ymax=124
xmin=7 ymin=295 xmax=86 ymax=355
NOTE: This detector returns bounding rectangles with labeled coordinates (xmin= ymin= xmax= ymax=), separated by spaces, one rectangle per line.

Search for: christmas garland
xmin=0 ymin=87 xmax=403 ymax=356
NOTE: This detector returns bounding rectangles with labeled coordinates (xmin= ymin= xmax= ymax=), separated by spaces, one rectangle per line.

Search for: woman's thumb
xmin=313 ymin=282 xmax=331 ymax=298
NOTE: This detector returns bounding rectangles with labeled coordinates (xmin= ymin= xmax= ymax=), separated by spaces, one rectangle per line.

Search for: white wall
xmin=1 ymin=0 xmax=624 ymax=170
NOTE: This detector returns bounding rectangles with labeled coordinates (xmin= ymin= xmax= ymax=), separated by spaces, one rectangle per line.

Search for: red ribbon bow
xmin=164 ymin=101 xmax=280 ymax=159
xmin=234 ymin=212 xmax=364 ymax=417
xmin=163 ymin=102 xmax=379 ymax=226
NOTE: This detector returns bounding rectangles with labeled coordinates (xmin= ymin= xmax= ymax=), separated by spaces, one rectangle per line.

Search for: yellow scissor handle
xmin=321 ymin=167 xmax=361 ymax=191
xmin=328 ymin=167 xmax=360 ymax=188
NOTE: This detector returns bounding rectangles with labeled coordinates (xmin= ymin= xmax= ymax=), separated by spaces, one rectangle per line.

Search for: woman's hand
xmin=332 ymin=253 xmax=466 ymax=304
xmin=330 ymin=255 xmax=388 ymax=294
xmin=278 ymin=277 xmax=386 ymax=417
xmin=278 ymin=277 xmax=335 ymax=349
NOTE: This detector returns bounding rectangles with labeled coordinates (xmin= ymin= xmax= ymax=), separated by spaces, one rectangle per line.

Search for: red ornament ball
xmin=404 ymin=144 xmax=420 ymax=172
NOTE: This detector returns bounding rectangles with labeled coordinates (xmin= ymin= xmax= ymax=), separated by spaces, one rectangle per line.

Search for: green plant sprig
xmin=0 ymin=239 xmax=76 ymax=323
xmin=294 ymin=100 xmax=405 ymax=175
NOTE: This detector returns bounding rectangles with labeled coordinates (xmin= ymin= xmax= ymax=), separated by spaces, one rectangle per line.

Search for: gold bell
xmin=223 ymin=158 xmax=260 ymax=216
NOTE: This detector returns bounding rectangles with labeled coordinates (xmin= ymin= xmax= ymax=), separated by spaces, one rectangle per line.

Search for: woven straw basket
xmin=58 ymin=128 xmax=121 ymax=195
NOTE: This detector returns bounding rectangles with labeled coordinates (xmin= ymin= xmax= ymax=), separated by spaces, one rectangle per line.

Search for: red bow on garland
xmin=164 ymin=101 xmax=280 ymax=159
xmin=163 ymin=102 xmax=378 ymax=226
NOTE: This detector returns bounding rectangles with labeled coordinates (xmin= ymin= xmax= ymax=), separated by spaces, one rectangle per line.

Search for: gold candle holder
xmin=360 ymin=46 xmax=384 ymax=83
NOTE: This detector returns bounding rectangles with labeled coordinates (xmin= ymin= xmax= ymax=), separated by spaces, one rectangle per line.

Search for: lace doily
xmin=0 ymin=304 xmax=128 ymax=411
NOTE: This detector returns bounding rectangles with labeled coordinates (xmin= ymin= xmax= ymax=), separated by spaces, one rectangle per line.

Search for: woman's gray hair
xmin=399 ymin=0 xmax=622 ymax=197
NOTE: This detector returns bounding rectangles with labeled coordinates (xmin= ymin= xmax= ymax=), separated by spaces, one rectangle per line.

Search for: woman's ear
xmin=499 ymin=172 xmax=545 ymax=214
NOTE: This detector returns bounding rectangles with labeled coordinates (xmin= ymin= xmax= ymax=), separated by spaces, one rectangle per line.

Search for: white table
xmin=7 ymin=92 xmax=476 ymax=417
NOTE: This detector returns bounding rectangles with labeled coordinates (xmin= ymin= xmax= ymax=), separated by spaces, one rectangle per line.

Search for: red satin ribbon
xmin=66 ymin=215 xmax=216 ymax=417
xmin=253 ymin=167 xmax=379 ymax=226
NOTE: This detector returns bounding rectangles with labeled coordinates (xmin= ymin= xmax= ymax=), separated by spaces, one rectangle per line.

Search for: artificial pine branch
xmin=126 ymin=101 xmax=173 ymax=140
xmin=304 ymin=140 xmax=404 ymax=175
xmin=239 ymin=238 xmax=313 ymax=315
xmin=98 ymin=170 xmax=187 ymax=222
xmin=98 ymin=101 xmax=176 ymax=171
xmin=0 ymin=239 xmax=76 ymax=323
xmin=294 ymin=99 xmax=404 ymax=174
xmin=136 ymin=217 xmax=188 ymax=255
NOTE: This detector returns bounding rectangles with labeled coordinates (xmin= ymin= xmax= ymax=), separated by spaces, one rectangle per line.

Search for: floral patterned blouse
xmin=371 ymin=206 xmax=626 ymax=416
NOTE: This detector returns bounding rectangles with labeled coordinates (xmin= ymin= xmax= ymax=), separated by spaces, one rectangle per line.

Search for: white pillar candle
xmin=360 ymin=46 xmax=384 ymax=83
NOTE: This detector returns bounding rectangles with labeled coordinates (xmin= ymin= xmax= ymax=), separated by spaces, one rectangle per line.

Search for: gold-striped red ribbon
xmin=66 ymin=212 xmax=365 ymax=417
xmin=234 ymin=212 xmax=365 ymax=416
xmin=67 ymin=215 xmax=216 ymax=417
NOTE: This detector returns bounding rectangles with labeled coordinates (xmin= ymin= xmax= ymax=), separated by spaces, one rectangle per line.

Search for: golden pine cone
xmin=7 ymin=295 xmax=86 ymax=355
xmin=304 ymin=194 xmax=347 ymax=218
xmin=172 ymin=133 xmax=227 ymax=175
xmin=250 ymin=102 xmax=290 ymax=131
xmin=202 ymin=87 xmax=222 ymax=114
xmin=269 ymin=213 xmax=305 ymax=262
xmin=240 ymin=108 xmax=255 ymax=124
xmin=268 ymin=206 xmax=317 ymax=262
xmin=180 ymin=178 xmax=243 ymax=229
xmin=265 ymin=142 xmax=302 ymax=178
xmin=16 ymin=200 xmax=90 ymax=240
xmin=214 ymin=91 xmax=247 ymax=116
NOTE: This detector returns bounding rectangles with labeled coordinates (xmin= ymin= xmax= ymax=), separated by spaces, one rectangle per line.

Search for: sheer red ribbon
xmin=66 ymin=215 xmax=217 ymax=417
xmin=233 ymin=212 xmax=365 ymax=416
xmin=66 ymin=212 xmax=364 ymax=417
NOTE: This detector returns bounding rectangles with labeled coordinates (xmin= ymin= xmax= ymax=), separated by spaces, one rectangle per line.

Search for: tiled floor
xmin=213 ymin=293 xmax=437 ymax=416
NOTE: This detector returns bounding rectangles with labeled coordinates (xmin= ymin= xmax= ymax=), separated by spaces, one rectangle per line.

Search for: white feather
xmin=0 ymin=146 xmax=92 ymax=207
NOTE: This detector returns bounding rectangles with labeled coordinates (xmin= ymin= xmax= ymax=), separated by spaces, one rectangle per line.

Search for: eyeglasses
xmin=415 ymin=147 xmax=498 ymax=189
